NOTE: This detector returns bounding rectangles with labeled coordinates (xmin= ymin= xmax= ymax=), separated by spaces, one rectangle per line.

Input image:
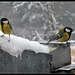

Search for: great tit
xmin=47 ymin=27 xmax=74 ymax=44
xmin=0 ymin=18 xmax=13 ymax=42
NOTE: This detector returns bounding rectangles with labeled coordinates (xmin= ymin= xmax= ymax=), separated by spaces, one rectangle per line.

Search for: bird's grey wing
xmin=47 ymin=33 xmax=64 ymax=44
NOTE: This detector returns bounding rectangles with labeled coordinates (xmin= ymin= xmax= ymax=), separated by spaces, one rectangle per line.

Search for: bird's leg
xmin=8 ymin=34 xmax=10 ymax=42
xmin=46 ymin=40 xmax=51 ymax=45
xmin=1 ymin=34 xmax=4 ymax=37
xmin=66 ymin=41 xmax=69 ymax=44
xmin=61 ymin=41 xmax=69 ymax=48
xmin=61 ymin=42 xmax=67 ymax=48
xmin=66 ymin=41 xmax=70 ymax=46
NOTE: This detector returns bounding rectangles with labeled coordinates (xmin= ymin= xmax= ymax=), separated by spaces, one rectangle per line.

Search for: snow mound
xmin=0 ymin=31 xmax=49 ymax=57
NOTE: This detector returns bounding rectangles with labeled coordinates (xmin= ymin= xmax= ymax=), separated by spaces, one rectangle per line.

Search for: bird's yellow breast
xmin=57 ymin=32 xmax=69 ymax=42
xmin=0 ymin=24 xmax=12 ymax=34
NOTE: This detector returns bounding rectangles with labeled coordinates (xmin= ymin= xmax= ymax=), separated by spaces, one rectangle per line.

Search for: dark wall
xmin=0 ymin=49 xmax=51 ymax=74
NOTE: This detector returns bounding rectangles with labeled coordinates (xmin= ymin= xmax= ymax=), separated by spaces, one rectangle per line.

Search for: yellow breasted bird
xmin=0 ymin=18 xmax=12 ymax=42
xmin=47 ymin=27 xmax=74 ymax=44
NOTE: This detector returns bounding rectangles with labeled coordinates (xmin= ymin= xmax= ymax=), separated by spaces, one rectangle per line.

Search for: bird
xmin=0 ymin=18 xmax=13 ymax=42
xmin=47 ymin=27 xmax=74 ymax=44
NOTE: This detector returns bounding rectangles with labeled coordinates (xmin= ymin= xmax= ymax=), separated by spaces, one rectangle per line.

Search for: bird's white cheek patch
xmin=3 ymin=21 xmax=8 ymax=24
xmin=65 ymin=29 xmax=71 ymax=32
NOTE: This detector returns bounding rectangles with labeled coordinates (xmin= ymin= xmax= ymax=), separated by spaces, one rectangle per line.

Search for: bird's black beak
xmin=72 ymin=29 xmax=74 ymax=32
xmin=71 ymin=28 xmax=74 ymax=31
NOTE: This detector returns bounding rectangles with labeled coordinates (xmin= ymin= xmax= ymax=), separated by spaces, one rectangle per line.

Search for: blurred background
xmin=0 ymin=1 xmax=75 ymax=41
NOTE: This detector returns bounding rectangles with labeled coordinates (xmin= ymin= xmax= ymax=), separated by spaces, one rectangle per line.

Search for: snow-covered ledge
xmin=0 ymin=31 xmax=50 ymax=58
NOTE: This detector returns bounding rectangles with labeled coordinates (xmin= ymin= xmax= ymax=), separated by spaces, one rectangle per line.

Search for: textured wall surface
xmin=50 ymin=43 xmax=71 ymax=71
xmin=0 ymin=49 xmax=51 ymax=74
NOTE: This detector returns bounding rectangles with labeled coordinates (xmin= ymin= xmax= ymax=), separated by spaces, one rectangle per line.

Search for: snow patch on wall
xmin=0 ymin=31 xmax=49 ymax=57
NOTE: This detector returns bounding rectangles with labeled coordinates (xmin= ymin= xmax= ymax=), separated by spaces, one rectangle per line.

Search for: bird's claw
xmin=1 ymin=35 xmax=4 ymax=37
xmin=8 ymin=40 xmax=10 ymax=42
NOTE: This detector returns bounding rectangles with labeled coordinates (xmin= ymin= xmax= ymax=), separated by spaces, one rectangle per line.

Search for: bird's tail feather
xmin=46 ymin=35 xmax=59 ymax=45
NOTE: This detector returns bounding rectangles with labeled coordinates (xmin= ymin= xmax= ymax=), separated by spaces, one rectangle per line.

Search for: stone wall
xmin=0 ymin=49 xmax=51 ymax=74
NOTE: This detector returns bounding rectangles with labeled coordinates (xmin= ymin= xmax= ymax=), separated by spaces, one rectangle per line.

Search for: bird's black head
xmin=1 ymin=18 xmax=9 ymax=25
xmin=64 ymin=27 xmax=74 ymax=33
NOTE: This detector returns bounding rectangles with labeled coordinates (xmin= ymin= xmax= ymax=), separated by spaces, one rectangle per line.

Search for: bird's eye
xmin=65 ymin=28 xmax=71 ymax=32
xmin=3 ymin=21 xmax=8 ymax=24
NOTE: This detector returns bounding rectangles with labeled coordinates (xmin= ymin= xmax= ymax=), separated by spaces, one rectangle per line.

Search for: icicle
xmin=20 ymin=53 xmax=22 ymax=60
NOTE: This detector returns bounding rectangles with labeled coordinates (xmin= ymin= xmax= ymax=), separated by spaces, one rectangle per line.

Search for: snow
xmin=21 ymin=12 xmax=30 ymax=21
xmin=34 ymin=30 xmax=43 ymax=40
xmin=71 ymin=13 xmax=75 ymax=17
xmin=13 ymin=2 xmax=28 ymax=5
xmin=13 ymin=2 xmax=27 ymax=11
xmin=0 ymin=2 xmax=10 ymax=4
xmin=28 ymin=2 xmax=33 ymax=9
xmin=56 ymin=64 xmax=75 ymax=71
xmin=0 ymin=31 xmax=49 ymax=57
xmin=29 ymin=14 xmax=41 ymax=22
xmin=29 ymin=14 xmax=36 ymax=22
xmin=13 ymin=2 xmax=26 ymax=8
xmin=51 ymin=14 xmax=57 ymax=24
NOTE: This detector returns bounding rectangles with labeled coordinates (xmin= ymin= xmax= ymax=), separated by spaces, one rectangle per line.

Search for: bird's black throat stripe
xmin=1 ymin=24 xmax=5 ymax=34
xmin=68 ymin=32 xmax=71 ymax=40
